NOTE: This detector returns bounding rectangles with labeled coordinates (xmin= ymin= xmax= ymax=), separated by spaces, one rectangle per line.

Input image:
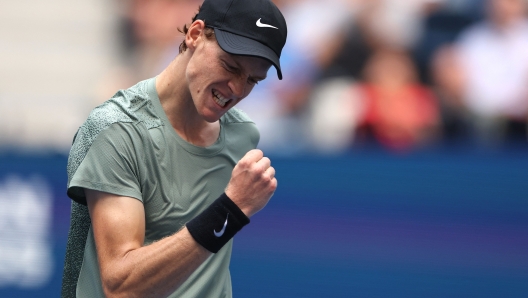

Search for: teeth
xmin=213 ymin=90 xmax=230 ymax=107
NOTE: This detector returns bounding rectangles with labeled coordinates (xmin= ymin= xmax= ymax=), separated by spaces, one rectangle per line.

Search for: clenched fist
xmin=225 ymin=149 xmax=277 ymax=218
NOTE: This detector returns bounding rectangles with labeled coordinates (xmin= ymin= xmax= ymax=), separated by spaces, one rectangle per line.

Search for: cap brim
xmin=213 ymin=28 xmax=283 ymax=80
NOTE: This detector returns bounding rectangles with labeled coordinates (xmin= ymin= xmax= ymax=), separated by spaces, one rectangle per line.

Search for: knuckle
xmin=239 ymin=157 xmax=251 ymax=168
xmin=271 ymin=178 xmax=278 ymax=189
xmin=262 ymin=172 xmax=272 ymax=182
xmin=249 ymin=149 xmax=263 ymax=159
xmin=267 ymin=167 xmax=275 ymax=178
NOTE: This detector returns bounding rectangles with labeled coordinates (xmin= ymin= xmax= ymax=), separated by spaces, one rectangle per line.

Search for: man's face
xmin=186 ymin=33 xmax=272 ymax=123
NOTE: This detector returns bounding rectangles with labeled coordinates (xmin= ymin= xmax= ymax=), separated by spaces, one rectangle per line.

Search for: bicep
xmin=85 ymin=188 xmax=145 ymax=268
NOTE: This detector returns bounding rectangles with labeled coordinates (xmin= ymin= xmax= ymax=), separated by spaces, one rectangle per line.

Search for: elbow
xmin=102 ymin=281 xmax=125 ymax=298
xmin=101 ymin=274 xmax=137 ymax=298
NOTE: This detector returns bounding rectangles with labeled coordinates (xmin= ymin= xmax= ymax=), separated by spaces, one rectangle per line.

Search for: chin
xmin=201 ymin=110 xmax=224 ymax=123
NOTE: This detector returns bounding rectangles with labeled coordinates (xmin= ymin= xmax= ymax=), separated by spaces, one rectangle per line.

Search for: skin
xmin=86 ymin=20 xmax=277 ymax=298
xmin=156 ymin=21 xmax=271 ymax=147
xmin=487 ymin=0 xmax=527 ymax=29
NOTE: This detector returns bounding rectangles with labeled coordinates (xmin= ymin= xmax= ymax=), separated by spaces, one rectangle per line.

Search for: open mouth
xmin=213 ymin=89 xmax=231 ymax=108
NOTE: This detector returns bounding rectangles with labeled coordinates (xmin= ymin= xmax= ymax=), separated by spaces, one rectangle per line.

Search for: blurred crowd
xmin=2 ymin=0 xmax=526 ymax=154
xmin=100 ymin=0 xmax=528 ymax=154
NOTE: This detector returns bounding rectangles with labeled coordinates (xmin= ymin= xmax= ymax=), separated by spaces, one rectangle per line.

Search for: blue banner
xmin=0 ymin=148 xmax=527 ymax=297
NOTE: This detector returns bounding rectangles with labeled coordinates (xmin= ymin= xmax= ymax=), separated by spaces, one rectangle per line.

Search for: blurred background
xmin=0 ymin=0 xmax=527 ymax=297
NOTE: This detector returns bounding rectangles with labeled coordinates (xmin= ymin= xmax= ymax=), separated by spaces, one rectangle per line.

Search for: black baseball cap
xmin=196 ymin=0 xmax=287 ymax=80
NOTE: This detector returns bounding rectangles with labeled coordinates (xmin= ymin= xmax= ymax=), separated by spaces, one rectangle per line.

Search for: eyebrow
xmin=226 ymin=55 xmax=267 ymax=81
xmin=249 ymin=72 xmax=267 ymax=82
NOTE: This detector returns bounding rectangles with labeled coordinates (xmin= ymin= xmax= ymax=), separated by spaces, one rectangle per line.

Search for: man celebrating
xmin=61 ymin=0 xmax=287 ymax=297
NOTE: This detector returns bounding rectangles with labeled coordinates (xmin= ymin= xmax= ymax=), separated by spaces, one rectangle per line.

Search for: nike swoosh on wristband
xmin=214 ymin=214 xmax=229 ymax=237
xmin=256 ymin=18 xmax=278 ymax=29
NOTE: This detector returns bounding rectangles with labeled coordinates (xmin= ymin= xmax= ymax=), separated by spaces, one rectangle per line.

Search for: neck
xmin=156 ymin=54 xmax=220 ymax=147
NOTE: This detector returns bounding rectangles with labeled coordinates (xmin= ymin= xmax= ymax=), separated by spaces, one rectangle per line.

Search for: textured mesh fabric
xmin=61 ymin=202 xmax=90 ymax=298
xmin=62 ymin=78 xmax=162 ymax=298
xmin=61 ymin=77 xmax=259 ymax=298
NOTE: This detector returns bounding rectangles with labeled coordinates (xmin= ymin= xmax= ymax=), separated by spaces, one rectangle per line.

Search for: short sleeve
xmin=67 ymin=122 xmax=144 ymax=205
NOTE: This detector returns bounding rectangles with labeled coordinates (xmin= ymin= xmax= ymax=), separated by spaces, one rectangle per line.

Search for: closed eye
xmin=222 ymin=61 xmax=238 ymax=74
xmin=221 ymin=58 xmax=264 ymax=85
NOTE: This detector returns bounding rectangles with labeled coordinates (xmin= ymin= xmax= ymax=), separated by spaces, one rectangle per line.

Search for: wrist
xmin=186 ymin=193 xmax=250 ymax=253
xmin=224 ymin=189 xmax=254 ymax=218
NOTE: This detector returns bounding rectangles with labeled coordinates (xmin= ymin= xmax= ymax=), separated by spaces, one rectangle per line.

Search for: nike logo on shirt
xmin=214 ymin=214 xmax=229 ymax=237
xmin=256 ymin=18 xmax=278 ymax=29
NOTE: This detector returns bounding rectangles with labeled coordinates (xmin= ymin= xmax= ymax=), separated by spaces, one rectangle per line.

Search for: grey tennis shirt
xmin=62 ymin=77 xmax=259 ymax=297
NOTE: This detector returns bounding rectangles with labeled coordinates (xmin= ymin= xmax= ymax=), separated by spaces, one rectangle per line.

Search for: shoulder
xmin=67 ymin=79 xmax=160 ymax=183
xmin=78 ymin=78 xmax=162 ymax=145
xmin=103 ymin=78 xmax=162 ymax=126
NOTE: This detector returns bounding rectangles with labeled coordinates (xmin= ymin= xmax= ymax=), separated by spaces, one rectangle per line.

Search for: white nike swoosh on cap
xmin=256 ymin=18 xmax=278 ymax=29
xmin=214 ymin=214 xmax=228 ymax=237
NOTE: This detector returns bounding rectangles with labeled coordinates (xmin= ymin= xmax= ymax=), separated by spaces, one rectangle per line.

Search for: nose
xmin=228 ymin=76 xmax=247 ymax=99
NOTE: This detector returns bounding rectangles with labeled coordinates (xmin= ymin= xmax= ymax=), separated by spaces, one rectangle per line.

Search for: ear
xmin=185 ymin=20 xmax=206 ymax=51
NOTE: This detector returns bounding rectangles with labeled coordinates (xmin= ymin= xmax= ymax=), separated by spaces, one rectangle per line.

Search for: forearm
xmin=87 ymin=147 xmax=276 ymax=298
xmin=102 ymin=227 xmax=210 ymax=298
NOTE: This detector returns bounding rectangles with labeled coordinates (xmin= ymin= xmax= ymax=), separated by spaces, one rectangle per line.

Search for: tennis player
xmin=61 ymin=0 xmax=287 ymax=297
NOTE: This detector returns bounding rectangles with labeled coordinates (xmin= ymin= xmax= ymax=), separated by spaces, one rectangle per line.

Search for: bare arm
xmin=85 ymin=189 xmax=211 ymax=298
xmin=86 ymin=149 xmax=276 ymax=298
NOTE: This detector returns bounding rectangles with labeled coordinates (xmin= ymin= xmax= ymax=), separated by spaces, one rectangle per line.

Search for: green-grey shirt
xmin=62 ymin=77 xmax=259 ymax=298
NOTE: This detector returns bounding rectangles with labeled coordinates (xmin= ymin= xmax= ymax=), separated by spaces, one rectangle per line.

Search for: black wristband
xmin=186 ymin=193 xmax=250 ymax=253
